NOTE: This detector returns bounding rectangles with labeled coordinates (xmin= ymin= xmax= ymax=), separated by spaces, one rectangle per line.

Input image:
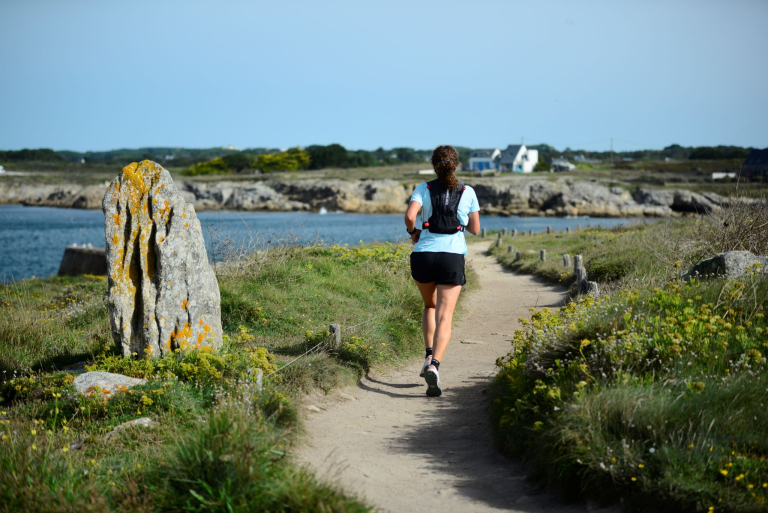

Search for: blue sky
xmin=1 ymin=0 xmax=766 ymax=153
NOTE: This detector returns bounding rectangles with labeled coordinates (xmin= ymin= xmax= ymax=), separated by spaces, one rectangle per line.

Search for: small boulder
xmin=682 ymin=251 xmax=768 ymax=281
xmin=73 ymin=371 xmax=145 ymax=396
xmin=103 ymin=417 xmax=157 ymax=440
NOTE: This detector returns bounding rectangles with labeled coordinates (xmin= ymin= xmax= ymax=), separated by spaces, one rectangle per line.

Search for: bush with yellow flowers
xmin=490 ymin=266 xmax=768 ymax=512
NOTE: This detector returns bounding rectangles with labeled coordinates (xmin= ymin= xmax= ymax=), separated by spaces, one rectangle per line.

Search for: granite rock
xmin=73 ymin=371 xmax=145 ymax=396
xmin=102 ymin=161 xmax=223 ymax=357
xmin=681 ymin=251 xmax=768 ymax=281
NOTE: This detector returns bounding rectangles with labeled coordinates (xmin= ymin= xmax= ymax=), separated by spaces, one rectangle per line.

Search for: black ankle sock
xmin=431 ymin=359 xmax=440 ymax=371
xmin=426 ymin=348 xmax=433 ymax=358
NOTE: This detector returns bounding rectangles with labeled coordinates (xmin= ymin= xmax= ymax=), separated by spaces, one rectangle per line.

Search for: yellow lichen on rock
xmin=103 ymin=160 xmax=223 ymax=358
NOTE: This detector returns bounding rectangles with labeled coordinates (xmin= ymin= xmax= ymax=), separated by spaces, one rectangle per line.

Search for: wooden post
xmin=574 ymin=254 xmax=583 ymax=275
xmin=563 ymin=254 xmax=571 ymax=268
xmin=566 ymin=226 xmax=571 ymax=233
xmin=507 ymin=245 xmax=513 ymax=253
xmin=515 ymin=251 xmax=522 ymax=262
xmin=539 ymin=249 xmax=546 ymax=262
xmin=481 ymin=228 xmax=486 ymax=238
xmin=329 ymin=324 xmax=341 ymax=349
xmin=577 ymin=267 xmax=588 ymax=294
xmin=576 ymin=224 xmax=581 ymax=230
xmin=502 ymin=228 xmax=507 ymax=236
xmin=546 ymin=226 xmax=552 ymax=234
xmin=528 ymin=230 xmax=533 ymax=236
xmin=496 ymin=237 xmax=501 ymax=247
xmin=512 ymin=228 xmax=517 ymax=237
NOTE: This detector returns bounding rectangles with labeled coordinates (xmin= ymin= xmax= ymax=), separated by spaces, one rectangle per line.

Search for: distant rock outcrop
xmin=3 ymin=173 xmax=730 ymax=218
xmin=102 ymin=161 xmax=223 ymax=357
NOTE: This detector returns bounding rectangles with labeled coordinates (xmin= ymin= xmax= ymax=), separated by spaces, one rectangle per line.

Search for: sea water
xmin=0 ymin=204 xmax=645 ymax=281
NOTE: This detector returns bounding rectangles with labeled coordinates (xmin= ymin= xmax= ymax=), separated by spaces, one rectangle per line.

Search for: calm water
xmin=0 ymin=204 xmax=645 ymax=281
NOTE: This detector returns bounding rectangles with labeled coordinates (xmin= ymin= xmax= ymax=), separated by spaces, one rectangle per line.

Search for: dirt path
xmin=298 ymin=243 xmax=612 ymax=513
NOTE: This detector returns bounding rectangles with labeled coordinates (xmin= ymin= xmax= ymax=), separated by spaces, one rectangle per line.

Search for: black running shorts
xmin=410 ymin=252 xmax=466 ymax=286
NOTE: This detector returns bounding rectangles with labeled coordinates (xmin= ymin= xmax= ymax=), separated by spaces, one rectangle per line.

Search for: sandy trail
xmin=298 ymin=243 xmax=611 ymax=513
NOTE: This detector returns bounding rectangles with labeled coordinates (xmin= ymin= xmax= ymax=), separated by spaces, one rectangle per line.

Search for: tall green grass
xmin=488 ymin=219 xmax=768 ymax=512
xmin=0 ymin=241 xmax=428 ymax=512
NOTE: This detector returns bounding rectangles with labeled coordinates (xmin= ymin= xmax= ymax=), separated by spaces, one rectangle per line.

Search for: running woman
xmin=404 ymin=145 xmax=480 ymax=397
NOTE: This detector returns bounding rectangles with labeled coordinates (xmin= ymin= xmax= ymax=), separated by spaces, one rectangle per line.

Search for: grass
xmin=0 ymin=241 xmax=432 ymax=512
xmin=486 ymin=215 xmax=768 ymax=512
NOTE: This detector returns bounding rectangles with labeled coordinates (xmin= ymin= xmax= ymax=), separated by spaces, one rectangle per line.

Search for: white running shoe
xmin=424 ymin=365 xmax=442 ymax=397
xmin=419 ymin=356 xmax=433 ymax=378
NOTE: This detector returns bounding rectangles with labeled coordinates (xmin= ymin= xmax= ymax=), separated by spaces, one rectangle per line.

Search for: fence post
xmin=528 ymin=230 xmax=533 ymax=236
xmin=502 ymin=228 xmax=507 ymax=236
xmin=573 ymin=254 xmax=583 ymax=275
xmin=576 ymin=224 xmax=581 ymax=230
xmin=481 ymin=228 xmax=486 ymax=238
xmin=507 ymin=245 xmax=513 ymax=253
xmin=563 ymin=254 xmax=571 ymax=268
xmin=496 ymin=237 xmax=501 ymax=247
xmin=546 ymin=226 xmax=552 ymax=234
xmin=577 ymin=267 xmax=588 ymax=294
xmin=566 ymin=226 xmax=571 ymax=233
xmin=512 ymin=228 xmax=517 ymax=237
xmin=539 ymin=249 xmax=546 ymax=262
xmin=329 ymin=324 xmax=341 ymax=349
xmin=515 ymin=251 xmax=522 ymax=262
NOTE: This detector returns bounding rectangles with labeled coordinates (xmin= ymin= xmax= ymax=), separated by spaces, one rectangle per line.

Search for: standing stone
xmin=515 ymin=251 xmax=522 ymax=262
xmin=507 ymin=245 xmax=513 ymax=253
xmin=502 ymin=228 xmax=507 ymax=236
xmin=512 ymin=229 xmax=517 ymax=237
xmin=546 ymin=226 xmax=552 ymax=234
xmin=528 ymin=230 xmax=533 ymax=236
xmin=102 ymin=161 xmax=223 ymax=357
xmin=539 ymin=249 xmax=546 ymax=262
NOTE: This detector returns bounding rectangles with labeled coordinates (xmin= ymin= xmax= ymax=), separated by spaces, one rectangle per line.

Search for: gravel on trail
xmin=297 ymin=243 xmax=619 ymax=513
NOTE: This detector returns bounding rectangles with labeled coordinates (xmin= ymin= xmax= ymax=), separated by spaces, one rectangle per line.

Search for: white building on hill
xmin=499 ymin=144 xmax=538 ymax=173
xmin=468 ymin=148 xmax=501 ymax=171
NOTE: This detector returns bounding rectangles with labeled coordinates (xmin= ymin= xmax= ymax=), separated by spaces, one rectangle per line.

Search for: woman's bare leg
xmin=432 ymin=284 xmax=463 ymax=362
xmin=414 ymin=281 xmax=437 ymax=350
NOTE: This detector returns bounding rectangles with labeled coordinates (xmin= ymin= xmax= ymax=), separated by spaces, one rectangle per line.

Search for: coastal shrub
xmin=693 ymin=196 xmax=768 ymax=256
xmin=490 ymin=268 xmax=768 ymax=512
xmin=86 ymin=327 xmax=278 ymax=388
xmin=181 ymin=157 xmax=231 ymax=176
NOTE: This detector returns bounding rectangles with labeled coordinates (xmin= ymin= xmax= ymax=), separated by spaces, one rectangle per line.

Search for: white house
xmin=468 ymin=148 xmax=501 ymax=171
xmin=499 ymin=144 xmax=538 ymax=173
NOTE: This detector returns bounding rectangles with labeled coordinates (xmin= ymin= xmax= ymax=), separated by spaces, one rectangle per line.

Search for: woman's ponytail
xmin=431 ymin=145 xmax=460 ymax=190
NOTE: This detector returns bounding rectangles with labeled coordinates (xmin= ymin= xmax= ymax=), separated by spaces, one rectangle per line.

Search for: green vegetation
xmin=256 ymin=148 xmax=311 ymax=173
xmin=487 ymin=205 xmax=768 ymax=512
xmin=0 ymin=241 xmax=427 ymax=511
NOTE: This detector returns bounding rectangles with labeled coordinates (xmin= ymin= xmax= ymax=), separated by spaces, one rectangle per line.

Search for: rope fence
xmin=263 ymin=308 xmax=392 ymax=379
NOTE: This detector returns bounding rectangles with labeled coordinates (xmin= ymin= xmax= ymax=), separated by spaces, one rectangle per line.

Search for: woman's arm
xmin=465 ymin=211 xmax=480 ymax=236
xmin=404 ymin=200 xmax=422 ymax=243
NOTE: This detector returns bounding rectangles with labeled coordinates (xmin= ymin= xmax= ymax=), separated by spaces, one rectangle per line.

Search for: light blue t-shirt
xmin=410 ymin=182 xmax=480 ymax=255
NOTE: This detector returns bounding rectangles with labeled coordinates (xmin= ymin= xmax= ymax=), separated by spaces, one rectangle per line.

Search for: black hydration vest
xmin=422 ymin=179 xmax=466 ymax=234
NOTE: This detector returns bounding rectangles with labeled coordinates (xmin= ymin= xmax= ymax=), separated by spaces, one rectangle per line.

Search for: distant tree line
xmin=528 ymin=143 xmax=755 ymax=162
xmin=1 ymin=143 xmax=759 ymax=175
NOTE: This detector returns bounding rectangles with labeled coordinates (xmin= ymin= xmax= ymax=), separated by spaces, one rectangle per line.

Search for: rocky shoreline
xmin=0 ymin=176 xmax=726 ymax=217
